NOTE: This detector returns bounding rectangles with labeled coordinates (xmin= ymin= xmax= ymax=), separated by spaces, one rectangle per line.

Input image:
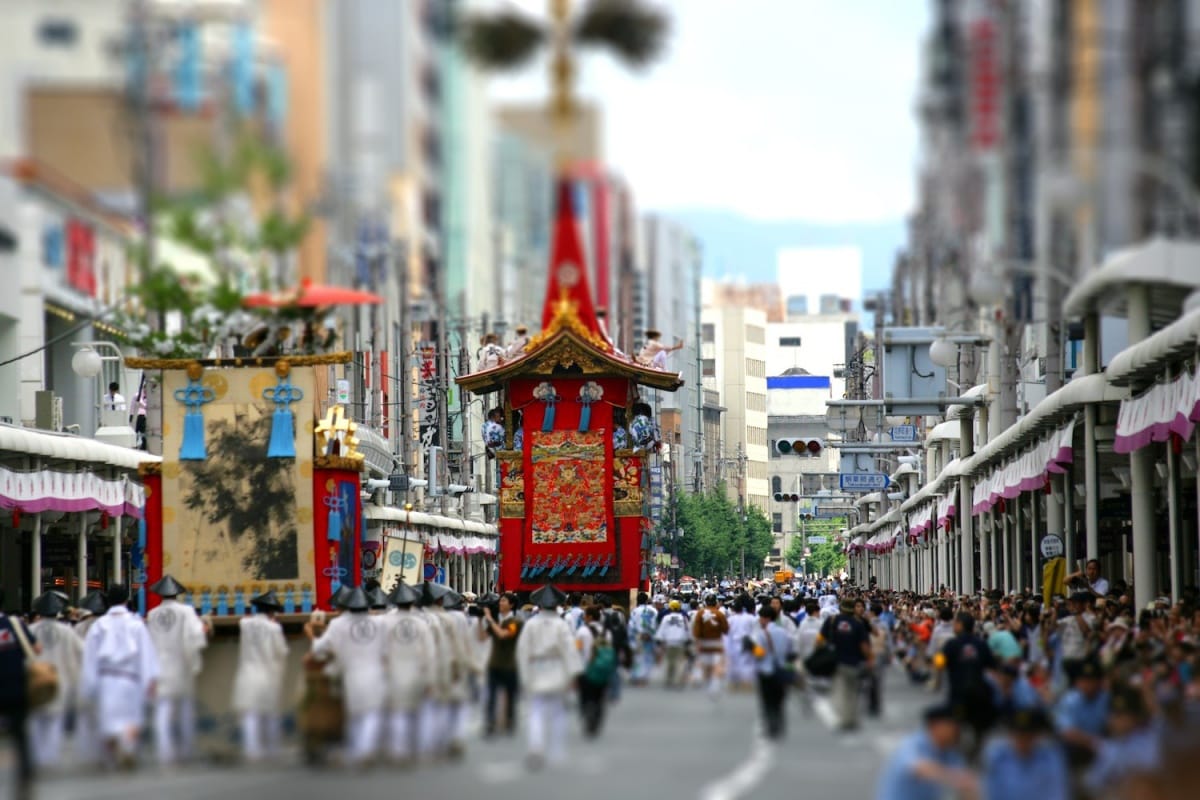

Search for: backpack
xmin=585 ymin=631 xmax=617 ymax=685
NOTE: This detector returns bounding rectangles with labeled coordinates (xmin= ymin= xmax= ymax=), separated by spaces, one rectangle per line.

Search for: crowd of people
xmin=3 ymin=567 xmax=1199 ymax=799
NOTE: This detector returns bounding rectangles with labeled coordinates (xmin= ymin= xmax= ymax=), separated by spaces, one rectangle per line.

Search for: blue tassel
xmin=542 ymin=401 xmax=556 ymax=432
xmin=301 ymin=589 xmax=312 ymax=613
xmin=283 ymin=590 xmax=295 ymax=614
xmin=600 ymin=557 xmax=612 ymax=576
xmin=579 ymin=403 xmax=591 ymax=432
xmin=327 ymin=507 xmax=342 ymax=542
xmin=200 ymin=591 xmax=212 ymax=616
xmin=267 ymin=409 xmax=296 ymax=457
xmin=234 ymin=591 xmax=245 ymax=616
xmin=180 ymin=412 xmax=207 ymax=460
xmin=217 ymin=591 xmax=229 ymax=616
xmin=175 ymin=377 xmax=215 ymax=461
xmin=263 ymin=376 xmax=303 ymax=458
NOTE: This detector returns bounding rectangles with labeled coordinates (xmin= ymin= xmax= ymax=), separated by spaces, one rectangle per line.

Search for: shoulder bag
xmin=11 ymin=618 xmax=58 ymax=709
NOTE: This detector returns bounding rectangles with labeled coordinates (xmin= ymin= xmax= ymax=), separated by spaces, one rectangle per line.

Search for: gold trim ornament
xmin=314 ymin=404 xmax=363 ymax=460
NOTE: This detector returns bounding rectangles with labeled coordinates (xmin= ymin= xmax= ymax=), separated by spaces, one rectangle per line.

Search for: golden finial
xmin=315 ymin=404 xmax=364 ymax=460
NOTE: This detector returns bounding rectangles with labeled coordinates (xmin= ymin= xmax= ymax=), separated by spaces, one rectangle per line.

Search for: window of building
xmin=701 ymin=322 xmax=715 ymax=343
xmin=701 ymin=358 xmax=716 ymax=377
xmin=747 ymin=462 xmax=767 ymax=481
xmin=747 ymin=426 xmax=767 ymax=447
xmin=747 ymin=392 xmax=766 ymax=412
xmin=771 ymin=475 xmax=782 ymax=494
xmin=745 ymin=358 xmax=766 ymax=378
xmin=745 ymin=325 xmax=765 ymax=344
xmin=772 ymin=513 xmax=782 ymax=532
xmin=38 ymin=20 xmax=78 ymax=46
xmin=769 ymin=547 xmax=781 ymax=557
xmin=778 ymin=336 xmax=802 ymax=347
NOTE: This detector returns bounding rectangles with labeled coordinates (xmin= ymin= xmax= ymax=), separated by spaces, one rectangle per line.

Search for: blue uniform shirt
xmin=983 ymin=737 xmax=1070 ymax=800
xmin=1084 ymin=724 xmax=1162 ymax=793
xmin=989 ymin=674 xmax=1043 ymax=715
xmin=1055 ymin=689 xmax=1110 ymax=738
xmin=876 ymin=730 xmax=966 ymax=800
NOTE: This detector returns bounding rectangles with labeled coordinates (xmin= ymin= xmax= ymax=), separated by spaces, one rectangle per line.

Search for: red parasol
xmin=243 ymin=277 xmax=383 ymax=308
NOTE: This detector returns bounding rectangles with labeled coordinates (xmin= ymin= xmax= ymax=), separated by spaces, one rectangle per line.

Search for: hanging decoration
xmin=263 ymin=361 xmax=304 ymax=458
xmin=175 ymin=362 xmax=215 ymax=460
xmin=534 ymin=382 xmax=560 ymax=431
xmin=325 ymin=495 xmax=344 ymax=543
xmin=314 ymin=404 xmax=362 ymax=460
xmin=577 ymin=381 xmax=603 ymax=432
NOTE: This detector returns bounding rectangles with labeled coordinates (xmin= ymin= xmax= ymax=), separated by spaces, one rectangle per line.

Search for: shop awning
xmin=0 ymin=424 xmax=160 ymax=470
xmin=926 ymin=420 xmax=960 ymax=444
xmin=1064 ymin=237 xmax=1200 ymax=325
xmin=1106 ymin=306 xmax=1200 ymax=386
xmin=1113 ymin=369 xmax=1200 ymax=454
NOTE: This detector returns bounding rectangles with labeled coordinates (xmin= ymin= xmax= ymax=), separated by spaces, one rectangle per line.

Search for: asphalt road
xmin=13 ymin=668 xmax=932 ymax=800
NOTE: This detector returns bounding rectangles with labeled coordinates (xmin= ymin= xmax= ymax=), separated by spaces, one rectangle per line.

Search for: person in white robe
xmin=381 ymin=583 xmax=436 ymax=763
xmin=28 ymin=594 xmax=83 ymax=769
xmin=80 ymin=585 xmax=160 ymax=768
xmin=145 ymin=575 xmax=208 ymax=765
xmin=515 ymin=585 xmax=582 ymax=769
xmin=71 ymin=591 xmax=106 ymax=766
xmin=636 ymin=329 xmax=683 ymax=370
xmin=438 ymin=593 xmax=477 ymax=757
xmin=724 ymin=596 xmax=760 ymax=690
xmin=415 ymin=587 xmax=452 ymax=759
xmin=504 ymin=326 xmax=529 ymax=361
xmin=309 ymin=586 xmax=387 ymax=766
xmin=477 ymin=333 xmax=506 ymax=371
xmin=233 ymin=590 xmax=289 ymax=763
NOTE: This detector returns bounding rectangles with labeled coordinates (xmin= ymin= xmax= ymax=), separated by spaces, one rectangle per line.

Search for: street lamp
xmin=71 ymin=341 xmax=136 ymax=448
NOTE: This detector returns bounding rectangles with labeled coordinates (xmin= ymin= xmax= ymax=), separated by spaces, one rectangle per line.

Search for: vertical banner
xmin=140 ymin=468 xmax=162 ymax=614
xmin=648 ymin=465 xmax=664 ymax=524
xmin=313 ymin=467 xmax=362 ymax=610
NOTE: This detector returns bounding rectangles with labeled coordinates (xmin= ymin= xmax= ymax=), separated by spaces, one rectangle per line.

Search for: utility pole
xmin=395 ymin=241 xmax=412 ymax=480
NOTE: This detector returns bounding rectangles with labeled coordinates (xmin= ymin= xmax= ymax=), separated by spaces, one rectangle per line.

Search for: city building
xmin=701 ymin=305 xmax=768 ymax=513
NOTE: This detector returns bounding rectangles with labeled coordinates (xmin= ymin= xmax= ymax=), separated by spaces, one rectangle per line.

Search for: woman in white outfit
xmin=233 ymin=590 xmax=289 ymax=762
xmin=515 ymin=584 xmax=583 ymax=770
xmin=28 ymin=592 xmax=83 ymax=769
xmin=71 ymin=591 xmax=107 ymax=766
xmin=725 ymin=596 xmax=759 ymax=690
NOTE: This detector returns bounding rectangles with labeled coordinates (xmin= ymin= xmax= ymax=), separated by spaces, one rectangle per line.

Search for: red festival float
xmin=457 ymin=179 xmax=682 ymax=596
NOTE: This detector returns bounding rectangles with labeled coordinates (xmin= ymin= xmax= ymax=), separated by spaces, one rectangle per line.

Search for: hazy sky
xmin=489 ymin=0 xmax=930 ymax=224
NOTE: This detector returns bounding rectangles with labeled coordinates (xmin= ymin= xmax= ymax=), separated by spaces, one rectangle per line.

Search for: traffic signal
xmin=773 ymin=493 xmax=800 ymax=502
xmin=775 ymin=439 xmax=823 ymax=455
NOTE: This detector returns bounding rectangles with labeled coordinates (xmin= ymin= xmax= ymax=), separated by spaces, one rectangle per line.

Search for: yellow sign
xmin=1043 ymin=557 xmax=1066 ymax=606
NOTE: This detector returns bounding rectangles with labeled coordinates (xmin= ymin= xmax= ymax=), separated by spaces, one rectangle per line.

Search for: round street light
xmin=967 ymin=269 xmax=1006 ymax=307
xmin=71 ymin=346 xmax=103 ymax=379
xmin=928 ymin=337 xmax=957 ymax=368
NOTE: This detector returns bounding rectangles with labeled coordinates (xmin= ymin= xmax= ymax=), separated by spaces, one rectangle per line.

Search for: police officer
xmin=1083 ymin=685 xmax=1161 ymax=796
xmin=982 ymin=708 xmax=1070 ymax=800
xmin=875 ymin=704 xmax=977 ymax=800
xmin=1054 ymin=656 xmax=1109 ymax=768
xmin=940 ymin=611 xmax=997 ymax=755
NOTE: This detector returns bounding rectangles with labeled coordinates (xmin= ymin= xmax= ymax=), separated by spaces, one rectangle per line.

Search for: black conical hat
xmin=420 ymin=581 xmax=451 ymax=606
xmin=32 ymin=591 xmax=69 ymax=618
xmin=340 ymin=586 xmax=370 ymax=612
xmin=331 ymin=585 xmax=354 ymax=609
xmin=388 ymin=582 xmax=421 ymax=606
xmin=479 ymin=592 xmax=501 ymax=606
xmin=367 ymin=586 xmax=389 ymax=609
xmin=442 ymin=588 xmax=464 ymax=610
xmin=530 ymin=583 xmax=567 ymax=610
xmin=149 ymin=574 xmax=186 ymax=597
xmin=250 ymin=589 xmax=283 ymax=611
xmin=79 ymin=590 xmax=106 ymax=616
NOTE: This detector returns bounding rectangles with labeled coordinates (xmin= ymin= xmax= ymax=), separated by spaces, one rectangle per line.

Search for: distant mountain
xmin=661 ymin=209 xmax=907 ymax=297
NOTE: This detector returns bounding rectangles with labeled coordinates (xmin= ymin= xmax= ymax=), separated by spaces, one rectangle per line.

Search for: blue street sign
xmin=889 ymin=425 xmax=917 ymax=442
xmin=807 ymin=536 xmax=828 ymax=545
xmin=839 ymin=472 xmax=890 ymax=492
xmin=436 ymin=567 xmax=446 ymax=584
xmin=423 ymin=562 xmax=437 ymax=581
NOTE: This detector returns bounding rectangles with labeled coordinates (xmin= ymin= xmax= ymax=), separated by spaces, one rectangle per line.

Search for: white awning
xmin=855 ymin=491 xmax=884 ymax=508
xmin=362 ymin=505 xmax=497 ymax=536
xmin=946 ymin=384 xmax=987 ymax=420
xmin=960 ymin=373 xmax=1126 ymax=477
xmin=1106 ymin=306 xmax=1200 ymax=386
xmin=0 ymin=424 xmax=160 ymax=470
xmin=1064 ymin=237 xmax=1200 ymax=325
xmin=926 ymin=420 xmax=960 ymax=444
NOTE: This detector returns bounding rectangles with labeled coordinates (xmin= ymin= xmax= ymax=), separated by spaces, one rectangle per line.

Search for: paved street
xmin=12 ymin=669 xmax=931 ymax=800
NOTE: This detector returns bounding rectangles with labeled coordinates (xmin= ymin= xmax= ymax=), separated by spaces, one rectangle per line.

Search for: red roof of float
xmin=457 ymin=178 xmax=682 ymax=395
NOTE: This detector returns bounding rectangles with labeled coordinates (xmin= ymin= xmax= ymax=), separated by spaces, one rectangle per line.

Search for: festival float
xmin=456 ymin=179 xmax=682 ymax=595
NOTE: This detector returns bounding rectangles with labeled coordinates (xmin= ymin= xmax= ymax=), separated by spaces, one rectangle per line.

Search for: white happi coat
xmin=232 ymin=615 xmax=289 ymax=714
xmin=311 ymin=611 xmax=387 ymax=716
xmin=382 ymin=609 xmax=437 ymax=712
xmin=29 ymin=618 xmax=84 ymax=713
xmin=516 ymin=612 xmax=582 ymax=696
xmin=426 ymin=608 xmax=471 ymax=703
xmin=146 ymin=599 xmax=208 ymax=698
xmin=418 ymin=608 xmax=453 ymax=701
xmin=80 ymin=607 xmax=160 ymax=737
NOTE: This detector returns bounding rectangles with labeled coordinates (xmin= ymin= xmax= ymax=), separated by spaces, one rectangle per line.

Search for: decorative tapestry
xmin=530 ymin=429 xmax=608 ymax=544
